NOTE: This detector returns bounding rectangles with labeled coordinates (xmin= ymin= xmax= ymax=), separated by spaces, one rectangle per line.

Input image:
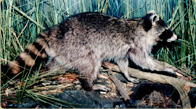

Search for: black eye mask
xmin=159 ymin=29 xmax=173 ymax=41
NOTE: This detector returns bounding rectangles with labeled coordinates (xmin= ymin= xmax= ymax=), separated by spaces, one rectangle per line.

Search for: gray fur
xmin=39 ymin=11 xmax=179 ymax=90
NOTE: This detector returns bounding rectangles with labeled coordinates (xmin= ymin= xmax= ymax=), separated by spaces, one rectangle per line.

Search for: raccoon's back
xmin=2 ymin=12 xmax=136 ymax=80
xmin=45 ymin=13 xmax=135 ymax=65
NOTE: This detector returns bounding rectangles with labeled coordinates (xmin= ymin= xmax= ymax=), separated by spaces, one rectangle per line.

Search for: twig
xmin=12 ymin=30 xmax=24 ymax=51
xmin=29 ymin=83 xmax=74 ymax=92
xmin=12 ymin=6 xmax=45 ymax=29
xmin=18 ymin=8 xmax=35 ymax=38
xmin=107 ymin=70 xmax=130 ymax=101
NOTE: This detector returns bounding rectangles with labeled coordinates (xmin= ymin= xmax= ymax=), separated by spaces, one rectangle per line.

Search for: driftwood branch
xmin=107 ymin=70 xmax=130 ymax=101
xmin=102 ymin=62 xmax=196 ymax=108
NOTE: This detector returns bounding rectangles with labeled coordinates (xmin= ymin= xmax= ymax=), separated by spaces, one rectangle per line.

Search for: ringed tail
xmin=1 ymin=33 xmax=49 ymax=80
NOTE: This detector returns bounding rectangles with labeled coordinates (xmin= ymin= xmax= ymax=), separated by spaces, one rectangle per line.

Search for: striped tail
xmin=1 ymin=35 xmax=49 ymax=81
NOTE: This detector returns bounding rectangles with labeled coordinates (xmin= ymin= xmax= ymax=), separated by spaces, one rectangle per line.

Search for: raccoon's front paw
xmin=92 ymin=84 xmax=111 ymax=92
xmin=174 ymin=69 xmax=189 ymax=80
xmin=165 ymin=67 xmax=186 ymax=78
xmin=127 ymin=77 xmax=139 ymax=83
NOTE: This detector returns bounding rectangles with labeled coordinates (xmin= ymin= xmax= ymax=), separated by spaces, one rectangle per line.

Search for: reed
xmin=1 ymin=0 xmax=195 ymax=107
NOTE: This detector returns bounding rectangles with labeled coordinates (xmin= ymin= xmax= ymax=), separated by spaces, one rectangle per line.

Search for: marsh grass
xmin=0 ymin=0 xmax=196 ymax=107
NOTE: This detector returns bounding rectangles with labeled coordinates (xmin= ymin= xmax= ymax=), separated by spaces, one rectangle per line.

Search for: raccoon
xmin=2 ymin=10 xmax=182 ymax=90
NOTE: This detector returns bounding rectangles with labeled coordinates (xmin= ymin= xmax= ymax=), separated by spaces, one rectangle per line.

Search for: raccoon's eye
xmin=159 ymin=29 xmax=173 ymax=41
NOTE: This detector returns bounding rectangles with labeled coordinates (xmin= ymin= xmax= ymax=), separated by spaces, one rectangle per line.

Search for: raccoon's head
xmin=143 ymin=10 xmax=177 ymax=43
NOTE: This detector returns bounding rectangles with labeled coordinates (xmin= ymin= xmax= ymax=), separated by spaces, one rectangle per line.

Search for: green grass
xmin=1 ymin=0 xmax=196 ymax=108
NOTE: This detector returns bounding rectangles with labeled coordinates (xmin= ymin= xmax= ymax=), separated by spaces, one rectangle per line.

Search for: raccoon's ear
xmin=150 ymin=14 xmax=159 ymax=26
xmin=148 ymin=10 xmax=159 ymax=26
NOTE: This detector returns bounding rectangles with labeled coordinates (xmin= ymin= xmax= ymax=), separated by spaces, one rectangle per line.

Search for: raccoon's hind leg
xmin=116 ymin=58 xmax=139 ymax=83
xmin=77 ymin=54 xmax=109 ymax=91
xmin=45 ymin=58 xmax=62 ymax=71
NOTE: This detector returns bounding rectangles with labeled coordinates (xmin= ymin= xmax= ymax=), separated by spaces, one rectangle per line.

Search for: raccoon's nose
xmin=173 ymin=34 xmax=177 ymax=40
xmin=167 ymin=33 xmax=177 ymax=42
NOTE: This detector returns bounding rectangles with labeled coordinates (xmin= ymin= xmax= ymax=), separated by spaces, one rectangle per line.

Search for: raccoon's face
xmin=144 ymin=10 xmax=177 ymax=43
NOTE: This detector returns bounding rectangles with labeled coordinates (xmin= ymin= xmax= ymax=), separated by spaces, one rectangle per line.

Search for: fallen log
xmin=102 ymin=62 xmax=196 ymax=108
